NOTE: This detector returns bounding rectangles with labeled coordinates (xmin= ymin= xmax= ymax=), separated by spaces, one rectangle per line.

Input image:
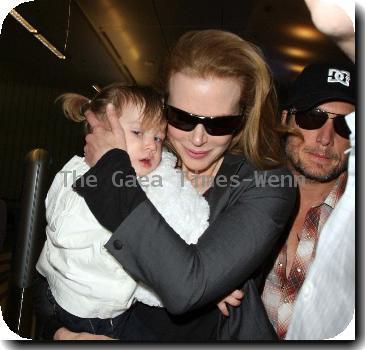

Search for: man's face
xmin=285 ymin=101 xmax=354 ymax=182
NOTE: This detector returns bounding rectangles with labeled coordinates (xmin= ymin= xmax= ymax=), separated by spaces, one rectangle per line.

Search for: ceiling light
xmin=286 ymin=63 xmax=305 ymax=73
xmin=34 ymin=34 xmax=66 ymax=59
xmin=121 ymin=31 xmax=140 ymax=60
xmin=280 ymin=46 xmax=313 ymax=59
xmin=10 ymin=9 xmax=66 ymax=59
xmin=288 ymin=25 xmax=323 ymax=41
xmin=10 ymin=9 xmax=37 ymax=33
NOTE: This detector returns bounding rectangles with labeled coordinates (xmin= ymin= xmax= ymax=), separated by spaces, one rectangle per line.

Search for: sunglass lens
xmin=165 ymin=107 xmax=196 ymax=131
xmin=205 ymin=116 xmax=242 ymax=136
xmin=166 ymin=105 xmax=242 ymax=136
xmin=334 ymin=117 xmax=351 ymax=139
xmin=295 ymin=110 xmax=327 ymax=130
xmin=295 ymin=109 xmax=351 ymax=139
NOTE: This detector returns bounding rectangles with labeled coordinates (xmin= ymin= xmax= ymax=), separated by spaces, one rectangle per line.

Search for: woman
xmin=37 ymin=30 xmax=296 ymax=341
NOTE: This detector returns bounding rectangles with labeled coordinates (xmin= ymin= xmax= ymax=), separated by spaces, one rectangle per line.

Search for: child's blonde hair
xmin=58 ymin=83 xmax=166 ymax=133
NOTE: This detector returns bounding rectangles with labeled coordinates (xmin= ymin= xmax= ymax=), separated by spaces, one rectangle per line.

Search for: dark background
xmin=0 ymin=0 xmax=352 ymax=202
xmin=0 ymin=0 xmax=352 ymax=241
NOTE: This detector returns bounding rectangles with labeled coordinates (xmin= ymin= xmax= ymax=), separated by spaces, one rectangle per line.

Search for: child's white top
xmin=36 ymin=155 xmax=137 ymax=318
xmin=36 ymin=149 xmax=210 ymax=317
xmin=133 ymin=150 xmax=210 ymax=307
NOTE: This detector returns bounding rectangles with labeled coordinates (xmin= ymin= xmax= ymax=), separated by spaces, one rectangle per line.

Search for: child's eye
xmin=154 ymin=136 xmax=163 ymax=143
xmin=132 ymin=130 xmax=142 ymax=136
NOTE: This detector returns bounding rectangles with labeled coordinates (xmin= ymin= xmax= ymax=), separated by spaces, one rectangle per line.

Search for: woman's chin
xmin=181 ymin=159 xmax=217 ymax=176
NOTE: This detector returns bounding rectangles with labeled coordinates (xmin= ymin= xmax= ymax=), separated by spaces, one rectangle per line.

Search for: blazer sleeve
xmin=103 ymin=167 xmax=296 ymax=315
xmin=74 ymin=149 xmax=147 ymax=232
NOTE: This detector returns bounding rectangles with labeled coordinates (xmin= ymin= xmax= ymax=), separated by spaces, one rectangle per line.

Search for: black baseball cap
xmin=285 ymin=63 xmax=356 ymax=111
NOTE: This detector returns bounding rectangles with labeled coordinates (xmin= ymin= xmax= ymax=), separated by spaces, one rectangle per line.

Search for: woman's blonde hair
xmin=157 ymin=30 xmax=288 ymax=169
xmin=58 ymin=83 xmax=166 ymax=133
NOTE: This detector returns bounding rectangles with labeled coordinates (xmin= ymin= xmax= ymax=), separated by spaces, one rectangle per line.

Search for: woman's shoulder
xmin=223 ymin=153 xmax=292 ymax=177
xmin=221 ymin=153 xmax=296 ymax=195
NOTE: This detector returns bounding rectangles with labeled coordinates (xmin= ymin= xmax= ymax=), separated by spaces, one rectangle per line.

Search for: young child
xmin=36 ymin=83 xmax=210 ymax=339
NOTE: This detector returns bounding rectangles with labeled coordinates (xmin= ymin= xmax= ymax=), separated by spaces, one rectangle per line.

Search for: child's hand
xmin=84 ymin=104 xmax=127 ymax=166
xmin=217 ymin=289 xmax=244 ymax=317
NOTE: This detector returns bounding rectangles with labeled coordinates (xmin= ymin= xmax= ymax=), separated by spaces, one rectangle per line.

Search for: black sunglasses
xmin=290 ymin=107 xmax=351 ymax=139
xmin=164 ymin=105 xmax=243 ymax=136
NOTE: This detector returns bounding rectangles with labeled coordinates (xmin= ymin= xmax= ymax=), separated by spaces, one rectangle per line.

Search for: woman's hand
xmin=53 ymin=327 xmax=115 ymax=340
xmin=84 ymin=103 xmax=127 ymax=166
xmin=217 ymin=289 xmax=244 ymax=317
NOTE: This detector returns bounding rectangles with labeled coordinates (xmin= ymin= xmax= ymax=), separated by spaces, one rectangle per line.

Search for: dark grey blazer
xmin=102 ymin=153 xmax=297 ymax=340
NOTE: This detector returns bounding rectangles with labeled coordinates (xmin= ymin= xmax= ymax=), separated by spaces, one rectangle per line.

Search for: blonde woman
xmin=40 ymin=30 xmax=296 ymax=341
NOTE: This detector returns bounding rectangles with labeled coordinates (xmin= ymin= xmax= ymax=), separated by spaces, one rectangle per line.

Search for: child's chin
xmin=135 ymin=168 xmax=147 ymax=177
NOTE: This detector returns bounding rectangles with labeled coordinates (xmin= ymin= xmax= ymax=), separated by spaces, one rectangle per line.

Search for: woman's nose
xmin=189 ymin=124 xmax=208 ymax=146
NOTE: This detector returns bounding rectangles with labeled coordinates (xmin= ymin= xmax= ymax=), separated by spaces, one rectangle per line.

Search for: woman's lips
xmin=184 ymin=147 xmax=209 ymax=159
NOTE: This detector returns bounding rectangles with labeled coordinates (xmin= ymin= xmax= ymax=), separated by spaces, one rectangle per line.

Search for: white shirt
xmin=36 ymin=149 xmax=210 ymax=318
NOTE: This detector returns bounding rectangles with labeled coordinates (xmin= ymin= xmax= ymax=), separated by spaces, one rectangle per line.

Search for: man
xmin=261 ymin=61 xmax=355 ymax=339
xmin=285 ymin=0 xmax=356 ymax=340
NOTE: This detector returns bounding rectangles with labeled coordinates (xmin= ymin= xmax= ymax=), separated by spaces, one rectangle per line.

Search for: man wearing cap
xmin=285 ymin=0 xmax=356 ymax=340
xmin=261 ymin=62 xmax=355 ymax=339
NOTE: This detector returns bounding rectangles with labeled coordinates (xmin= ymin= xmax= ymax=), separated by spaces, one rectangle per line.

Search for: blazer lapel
xmin=204 ymin=153 xmax=245 ymax=222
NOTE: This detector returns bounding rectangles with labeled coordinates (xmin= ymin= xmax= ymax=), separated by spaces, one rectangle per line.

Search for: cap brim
xmin=288 ymin=91 xmax=355 ymax=111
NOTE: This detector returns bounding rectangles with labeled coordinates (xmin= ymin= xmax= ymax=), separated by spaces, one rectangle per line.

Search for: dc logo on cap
xmin=327 ymin=69 xmax=351 ymax=87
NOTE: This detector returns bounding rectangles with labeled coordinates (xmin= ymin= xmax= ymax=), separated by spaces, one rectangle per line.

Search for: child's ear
xmin=281 ymin=110 xmax=288 ymax=125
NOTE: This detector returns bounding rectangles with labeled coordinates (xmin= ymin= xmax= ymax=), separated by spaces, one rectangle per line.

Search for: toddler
xmin=36 ymin=83 xmax=210 ymax=339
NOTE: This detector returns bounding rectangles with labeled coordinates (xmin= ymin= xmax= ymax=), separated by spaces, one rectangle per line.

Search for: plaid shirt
xmin=262 ymin=173 xmax=347 ymax=339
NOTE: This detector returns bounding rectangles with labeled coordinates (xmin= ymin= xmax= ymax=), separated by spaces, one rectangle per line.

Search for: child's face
xmin=118 ymin=103 xmax=165 ymax=176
